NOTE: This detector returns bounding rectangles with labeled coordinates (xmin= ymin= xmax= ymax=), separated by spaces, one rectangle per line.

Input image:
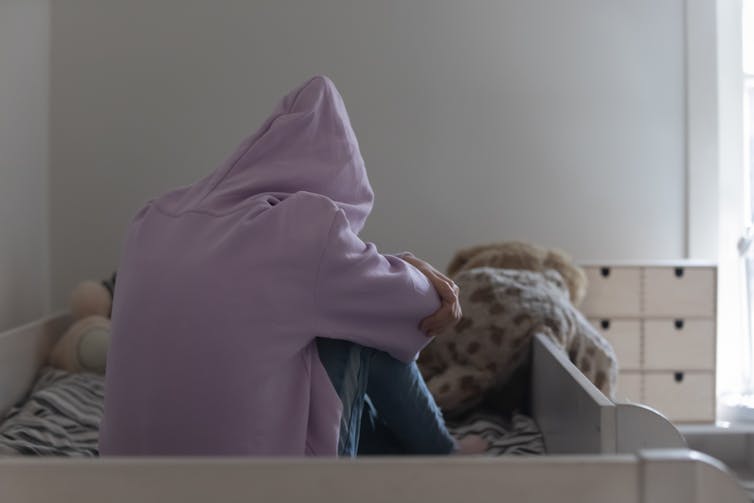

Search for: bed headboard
xmin=0 ymin=312 xmax=71 ymax=417
xmin=532 ymin=332 xmax=686 ymax=455
xmin=532 ymin=332 xmax=617 ymax=454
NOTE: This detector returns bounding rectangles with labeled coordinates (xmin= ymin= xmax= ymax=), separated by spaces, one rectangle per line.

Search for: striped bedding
xmin=0 ymin=368 xmax=103 ymax=456
xmin=448 ymin=412 xmax=545 ymax=456
xmin=0 ymin=367 xmax=544 ymax=456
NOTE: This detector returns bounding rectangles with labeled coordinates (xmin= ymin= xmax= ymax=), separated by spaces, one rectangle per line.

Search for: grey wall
xmin=0 ymin=0 xmax=51 ymax=330
xmin=49 ymin=0 xmax=686 ymax=307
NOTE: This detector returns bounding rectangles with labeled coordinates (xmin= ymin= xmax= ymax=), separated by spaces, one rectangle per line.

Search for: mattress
xmin=0 ymin=367 xmax=544 ymax=457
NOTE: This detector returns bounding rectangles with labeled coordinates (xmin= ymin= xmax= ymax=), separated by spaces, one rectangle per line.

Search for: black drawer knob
xmin=675 ymin=267 xmax=685 ymax=278
xmin=674 ymin=319 xmax=684 ymax=330
xmin=674 ymin=372 xmax=684 ymax=382
xmin=600 ymin=267 xmax=611 ymax=278
xmin=601 ymin=319 xmax=611 ymax=330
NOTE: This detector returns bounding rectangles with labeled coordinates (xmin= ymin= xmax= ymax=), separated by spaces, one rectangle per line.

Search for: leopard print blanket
xmin=418 ymin=267 xmax=617 ymax=417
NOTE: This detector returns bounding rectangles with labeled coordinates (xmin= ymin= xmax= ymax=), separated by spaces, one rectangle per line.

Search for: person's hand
xmin=396 ymin=252 xmax=462 ymax=336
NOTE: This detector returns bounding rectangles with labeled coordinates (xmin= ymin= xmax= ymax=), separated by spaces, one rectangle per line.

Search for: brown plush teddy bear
xmin=418 ymin=241 xmax=617 ymax=417
xmin=48 ymin=273 xmax=116 ymax=374
xmin=446 ymin=241 xmax=588 ymax=306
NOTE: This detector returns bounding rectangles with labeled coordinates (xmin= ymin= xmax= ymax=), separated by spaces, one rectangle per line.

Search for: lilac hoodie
xmin=98 ymin=76 xmax=441 ymax=456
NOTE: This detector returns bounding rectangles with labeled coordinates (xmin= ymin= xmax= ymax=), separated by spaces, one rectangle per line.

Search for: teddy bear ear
xmin=570 ymin=268 xmax=588 ymax=306
xmin=544 ymin=249 xmax=588 ymax=306
xmin=70 ymin=281 xmax=112 ymax=320
xmin=446 ymin=255 xmax=467 ymax=277
xmin=446 ymin=246 xmax=482 ymax=278
xmin=446 ymin=243 xmax=500 ymax=277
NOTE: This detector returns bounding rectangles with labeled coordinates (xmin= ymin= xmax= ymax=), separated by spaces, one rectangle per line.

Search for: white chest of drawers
xmin=579 ymin=261 xmax=717 ymax=423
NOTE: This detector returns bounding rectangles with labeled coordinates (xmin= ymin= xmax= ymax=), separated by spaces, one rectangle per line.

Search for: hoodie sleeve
xmin=313 ymin=209 xmax=441 ymax=363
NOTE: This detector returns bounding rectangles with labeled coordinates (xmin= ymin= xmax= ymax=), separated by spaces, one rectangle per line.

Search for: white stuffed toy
xmin=48 ymin=273 xmax=116 ymax=374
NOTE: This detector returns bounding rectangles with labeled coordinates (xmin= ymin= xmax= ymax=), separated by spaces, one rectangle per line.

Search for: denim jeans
xmin=315 ymin=338 xmax=457 ymax=457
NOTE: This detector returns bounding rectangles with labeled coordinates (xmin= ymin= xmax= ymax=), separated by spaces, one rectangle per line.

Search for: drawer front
xmin=615 ymin=372 xmax=642 ymax=402
xmin=642 ymin=267 xmax=716 ymax=317
xmin=589 ymin=318 xmax=641 ymax=370
xmin=581 ymin=267 xmax=641 ymax=317
xmin=643 ymin=372 xmax=715 ymax=422
xmin=644 ymin=319 xmax=715 ymax=370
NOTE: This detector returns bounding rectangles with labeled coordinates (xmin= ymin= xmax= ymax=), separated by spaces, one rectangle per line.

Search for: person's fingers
xmin=452 ymin=302 xmax=462 ymax=321
xmin=401 ymin=256 xmax=462 ymax=334
xmin=437 ymin=282 xmax=461 ymax=324
xmin=420 ymin=302 xmax=456 ymax=333
xmin=430 ymin=268 xmax=453 ymax=286
xmin=422 ymin=305 xmax=463 ymax=336
xmin=420 ymin=309 xmax=448 ymax=333
xmin=401 ymin=256 xmax=459 ymax=304
xmin=420 ymin=314 xmax=441 ymax=333
xmin=436 ymin=272 xmax=457 ymax=289
xmin=434 ymin=278 xmax=456 ymax=302
xmin=425 ymin=271 xmax=458 ymax=305
xmin=432 ymin=269 xmax=457 ymax=289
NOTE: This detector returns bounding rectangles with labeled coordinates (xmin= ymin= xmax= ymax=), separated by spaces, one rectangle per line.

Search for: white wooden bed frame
xmin=0 ymin=313 xmax=747 ymax=502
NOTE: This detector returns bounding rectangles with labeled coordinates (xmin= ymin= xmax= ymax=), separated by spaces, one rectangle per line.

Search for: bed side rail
xmin=0 ymin=312 xmax=70 ymax=417
xmin=532 ymin=332 xmax=686 ymax=455
xmin=532 ymin=332 xmax=616 ymax=454
xmin=0 ymin=450 xmax=747 ymax=503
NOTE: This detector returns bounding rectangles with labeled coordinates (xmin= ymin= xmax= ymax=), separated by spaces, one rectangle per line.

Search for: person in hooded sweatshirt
xmin=98 ymin=75 xmax=488 ymax=457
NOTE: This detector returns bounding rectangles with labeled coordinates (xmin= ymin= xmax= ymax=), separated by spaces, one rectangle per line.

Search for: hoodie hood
xmin=163 ymin=75 xmax=374 ymax=234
